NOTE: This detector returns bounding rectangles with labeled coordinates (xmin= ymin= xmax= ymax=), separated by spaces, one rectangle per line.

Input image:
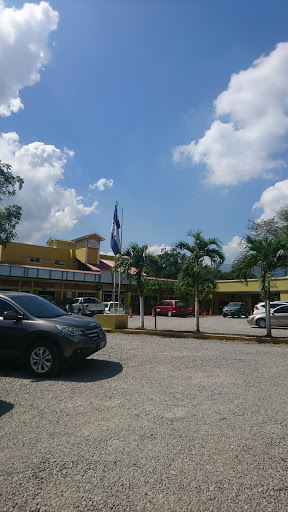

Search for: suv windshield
xmin=10 ymin=295 xmax=67 ymax=318
xmin=227 ymin=302 xmax=241 ymax=307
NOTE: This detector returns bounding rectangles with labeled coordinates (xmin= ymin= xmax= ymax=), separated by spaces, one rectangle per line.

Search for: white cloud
xmin=173 ymin=42 xmax=288 ymax=186
xmin=148 ymin=244 xmax=172 ymax=255
xmin=0 ymin=132 xmax=98 ymax=243
xmin=89 ymin=178 xmax=113 ymax=191
xmin=253 ymin=179 xmax=288 ymax=220
xmin=223 ymin=236 xmax=244 ymax=262
xmin=0 ymin=1 xmax=58 ymax=116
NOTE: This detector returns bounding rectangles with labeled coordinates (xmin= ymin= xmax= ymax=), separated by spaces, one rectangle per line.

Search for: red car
xmin=188 ymin=306 xmax=203 ymax=316
xmin=156 ymin=300 xmax=188 ymax=317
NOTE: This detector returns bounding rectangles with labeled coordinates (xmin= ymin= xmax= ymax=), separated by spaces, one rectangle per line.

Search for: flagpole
xmin=111 ymin=201 xmax=121 ymax=315
xmin=117 ymin=208 xmax=123 ymax=314
xmin=112 ymin=201 xmax=118 ymax=314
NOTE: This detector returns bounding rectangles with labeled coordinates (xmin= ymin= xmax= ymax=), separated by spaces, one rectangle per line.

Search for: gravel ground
xmin=128 ymin=314 xmax=288 ymax=338
xmin=0 ymin=333 xmax=287 ymax=512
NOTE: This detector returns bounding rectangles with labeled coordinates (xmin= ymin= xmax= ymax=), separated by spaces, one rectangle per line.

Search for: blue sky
xmin=1 ymin=0 xmax=288 ymax=261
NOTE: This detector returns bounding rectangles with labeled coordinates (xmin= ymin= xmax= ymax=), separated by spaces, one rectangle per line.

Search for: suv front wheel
xmin=26 ymin=341 xmax=60 ymax=378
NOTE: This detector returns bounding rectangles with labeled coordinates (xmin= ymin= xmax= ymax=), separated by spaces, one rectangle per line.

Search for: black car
xmin=0 ymin=292 xmax=107 ymax=377
xmin=222 ymin=301 xmax=249 ymax=318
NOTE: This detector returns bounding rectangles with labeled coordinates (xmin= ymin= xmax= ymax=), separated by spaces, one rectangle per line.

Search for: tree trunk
xmin=265 ymin=297 xmax=271 ymax=337
xmin=195 ymin=273 xmax=200 ymax=333
xmin=140 ymin=295 xmax=145 ymax=329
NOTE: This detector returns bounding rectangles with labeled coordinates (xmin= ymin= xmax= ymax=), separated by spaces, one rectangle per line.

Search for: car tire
xmin=256 ymin=318 xmax=266 ymax=329
xmin=167 ymin=310 xmax=172 ymax=317
xmin=238 ymin=312 xmax=241 ymax=318
xmin=26 ymin=341 xmax=60 ymax=378
xmin=78 ymin=309 xmax=82 ymax=315
xmin=223 ymin=314 xmax=226 ymax=317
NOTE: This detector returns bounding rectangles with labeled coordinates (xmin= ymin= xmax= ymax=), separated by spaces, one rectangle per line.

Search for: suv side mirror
xmin=3 ymin=311 xmax=23 ymax=321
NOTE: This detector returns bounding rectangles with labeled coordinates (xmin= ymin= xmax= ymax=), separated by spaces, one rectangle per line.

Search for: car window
xmin=273 ymin=306 xmax=288 ymax=313
xmin=0 ymin=299 xmax=18 ymax=317
xmin=10 ymin=295 xmax=68 ymax=318
xmin=227 ymin=303 xmax=240 ymax=307
xmin=271 ymin=302 xmax=287 ymax=309
xmin=175 ymin=301 xmax=186 ymax=307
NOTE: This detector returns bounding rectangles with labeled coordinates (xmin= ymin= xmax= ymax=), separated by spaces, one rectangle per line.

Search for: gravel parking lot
xmin=1 ymin=332 xmax=287 ymax=512
xmin=128 ymin=313 xmax=288 ymax=338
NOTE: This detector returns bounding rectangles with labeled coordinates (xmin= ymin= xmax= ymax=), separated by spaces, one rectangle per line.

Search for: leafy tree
xmin=215 ymin=267 xmax=257 ymax=280
xmin=176 ymin=230 xmax=225 ymax=332
xmin=233 ymin=235 xmax=288 ymax=336
xmin=151 ymin=248 xmax=187 ymax=280
xmin=248 ymin=204 xmax=288 ymax=239
xmin=175 ymin=263 xmax=220 ymax=312
xmin=118 ymin=242 xmax=156 ymax=329
xmin=0 ymin=161 xmax=24 ymax=248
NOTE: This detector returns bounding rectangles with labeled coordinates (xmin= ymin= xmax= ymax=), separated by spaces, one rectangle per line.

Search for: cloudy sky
xmin=1 ymin=0 xmax=288 ymax=261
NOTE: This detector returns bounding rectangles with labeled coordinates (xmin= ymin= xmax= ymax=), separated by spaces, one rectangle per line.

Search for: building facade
xmin=0 ymin=234 xmax=132 ymax=310
xmin=0 ymin=233 xmax=174 ymax=313
xmin=1 ymin=233 xmax=288 ymax=314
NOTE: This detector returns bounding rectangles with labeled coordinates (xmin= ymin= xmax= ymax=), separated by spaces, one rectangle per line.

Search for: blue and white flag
xmin=110 ymin=204 xmax=121 ymax=255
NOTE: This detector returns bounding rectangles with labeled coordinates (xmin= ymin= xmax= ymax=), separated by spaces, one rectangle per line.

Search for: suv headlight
xmin=55 ymin=325 xmax=83 ymax=336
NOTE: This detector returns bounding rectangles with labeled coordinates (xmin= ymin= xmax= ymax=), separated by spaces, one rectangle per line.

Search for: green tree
xmin=248 ymin=204 xmax=288 ymax=239
xmin=151 ymin=248 xmax=187 ymax=280
xmin=233 ymin=235 xmax=288 ymax=336
xmin=175 ymin=263 xmax=220 ymax=313
xmin=119 ymin=242 xmax=156 ymax=329
xmin=0 ymin=161 xmax=24 ymax=248
xmin=176 ymin=230 xmax=225 ymax=332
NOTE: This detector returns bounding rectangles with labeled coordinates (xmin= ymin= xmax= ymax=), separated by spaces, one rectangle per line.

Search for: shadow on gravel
xmin=0 ymin=358 xmax=123 ymax=383
xmin=56 ymin=358 xmax=123 ymax=382
xmin=0 ymin=400 xmax=14 ymax=417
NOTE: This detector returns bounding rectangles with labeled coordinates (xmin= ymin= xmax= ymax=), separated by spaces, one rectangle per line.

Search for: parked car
xmin=0 ymin=292 xmax=107 ymax=377
xmin=188 ymin=306 xmax=203 ymax=316
xmin=222 ymin=302 xmax=249 ymax=318
xmin=104 ymin=302 xmax=125 ymax=314
xmin=253 ymin=301 xmax=288 ymax=315
xmin=64 ymin=297 xmax=105 ymax=316
xmin=248 ymin=304 xmax=288 ymax=329
xmin=156 ymin=300 xmax=188 ymax=317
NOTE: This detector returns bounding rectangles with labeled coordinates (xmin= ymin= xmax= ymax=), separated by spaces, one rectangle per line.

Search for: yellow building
xmin=1 ymin=233 xmax=288 ymax=314
xmin=0 ymin=233 xmax=132 ymax=311
xmin=214 ymin=277 xmax=288 ymax=314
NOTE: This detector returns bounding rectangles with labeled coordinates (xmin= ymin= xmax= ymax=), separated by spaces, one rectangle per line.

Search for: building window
xmin=29 ymin=257 xmax=40 ymax=263
xmin=55 ymin=260 xmax=65 ymax=266
xmin=44 ymin=259 xmax=51 ymax=263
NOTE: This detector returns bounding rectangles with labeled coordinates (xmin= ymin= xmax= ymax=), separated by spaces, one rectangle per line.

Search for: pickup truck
xmin=65 ymin=297 xmax=105 ymax=316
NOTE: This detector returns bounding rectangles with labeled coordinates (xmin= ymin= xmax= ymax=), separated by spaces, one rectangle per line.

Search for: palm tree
xmin=119 ymin=242 xmax=155 ymax=329
xmin=176 ymin=230 xmax=225 ymax=332
xmin=233 ymin=235 xmax=288 ymax=337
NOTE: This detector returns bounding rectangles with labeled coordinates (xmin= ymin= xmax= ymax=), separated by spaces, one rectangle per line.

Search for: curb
xmin=113 ymin=328 xmax=288 ymax=344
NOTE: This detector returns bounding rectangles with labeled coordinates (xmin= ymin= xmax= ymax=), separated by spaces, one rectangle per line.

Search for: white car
xmin=253 ymin=301 xmax=288 ymax=315
xmin=104 ymin=302 xmax=125 ymax=314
